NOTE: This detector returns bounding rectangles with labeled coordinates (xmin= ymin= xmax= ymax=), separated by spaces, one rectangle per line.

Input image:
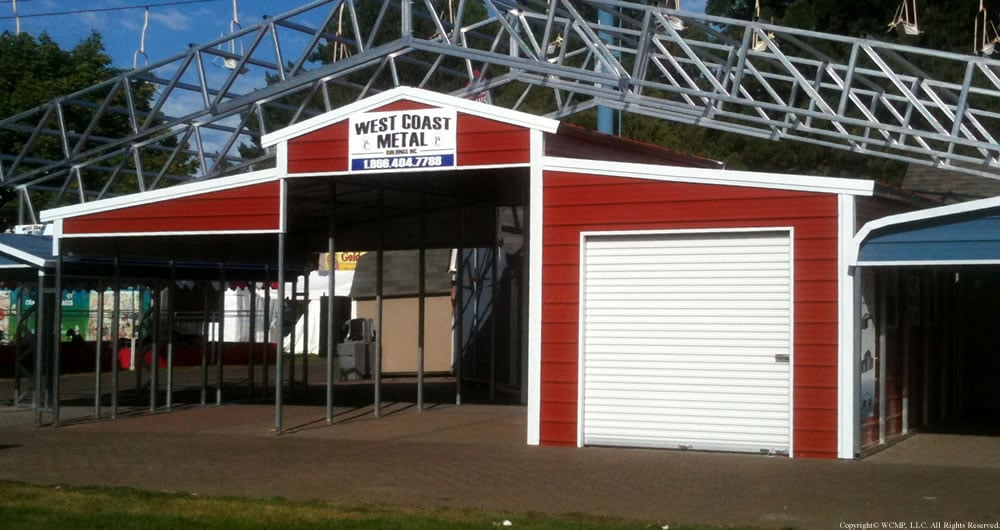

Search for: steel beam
xmin=0 ymin=0 xmax=998 ymax=218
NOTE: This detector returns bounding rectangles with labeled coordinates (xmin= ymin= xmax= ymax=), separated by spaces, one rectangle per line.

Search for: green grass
xmin=0 ymin=480 xmax=765 ymax=529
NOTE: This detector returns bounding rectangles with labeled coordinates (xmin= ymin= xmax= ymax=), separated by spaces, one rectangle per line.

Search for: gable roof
xmin=40 ymin=169 xmax=280 ymax=223
xmin=853 ymin=196 xmax=1000 ymax=266
xmin=261 ymin=86 xmax=560 ymax=147
xmin=0 ymin=233 xmax=54 ymax=268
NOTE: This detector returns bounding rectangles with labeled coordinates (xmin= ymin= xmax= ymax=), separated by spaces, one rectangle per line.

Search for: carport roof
xmin=0 ymin=233 xmax=52 ymax=283
xmin=0 ymin=231 xmax=293 ymax=285
xmin=854 ymin=196 xmax=1000 ymax=266
xmin=0 ymin=233 xmax=54 ymax=268
xmin=33 ymin=87 xmax=732 ymax=276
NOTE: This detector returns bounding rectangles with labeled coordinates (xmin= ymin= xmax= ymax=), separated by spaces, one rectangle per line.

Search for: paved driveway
xmin=2 ymin=399 xmax=1000 ymax=529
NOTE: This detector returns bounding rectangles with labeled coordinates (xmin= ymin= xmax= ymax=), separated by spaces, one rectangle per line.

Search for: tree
xmin=0 ymin=31 xmax=197 ymax=227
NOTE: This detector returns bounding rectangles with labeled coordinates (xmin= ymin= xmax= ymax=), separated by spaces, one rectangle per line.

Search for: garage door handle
xmin=774 ymin=354 xmax=790 ymax=363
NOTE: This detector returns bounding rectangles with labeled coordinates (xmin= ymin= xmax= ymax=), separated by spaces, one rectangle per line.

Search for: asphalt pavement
xmin=2 ymin=389 xmax=1000 ymax=529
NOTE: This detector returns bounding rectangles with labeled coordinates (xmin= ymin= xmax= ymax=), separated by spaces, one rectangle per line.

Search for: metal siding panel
xmin=456 ymin=114 xmax=530 ymax=166
xmin=540 ymin=421 xmax=578 ymax=446
xmin=539 ymin=172 xmax=840 ymax=456
xmin=287 ymin=122 xmax=350 ymax=174
xmin=582 ymin=231 xmax=792 ymax=454
xmin=62 ymin=181 xmax=281 ymax=234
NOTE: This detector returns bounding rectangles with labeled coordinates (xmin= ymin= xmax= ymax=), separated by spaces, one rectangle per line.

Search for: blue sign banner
xmin=351 ymin=154 xmax=455 ymax=171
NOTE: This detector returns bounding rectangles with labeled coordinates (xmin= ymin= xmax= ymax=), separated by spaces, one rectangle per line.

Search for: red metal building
xmin=39 ymin=87 xmax=922 ymax=458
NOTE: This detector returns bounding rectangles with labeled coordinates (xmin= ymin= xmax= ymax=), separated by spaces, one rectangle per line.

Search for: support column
xmin=417 ymin=192 xmax=426 ymax=411
xmin=217 ymin=266 xmax=225 ymax=406
xmin=33 ymin=271 xmax=45 ymax=426
xmin=111 ymin=259 xmax=121 ymax=419
xmin=52 ymin=252 xmax=63 ymax=426
xmin=200 ymin=283 xmax=210 ymax=405
xmin=275 ymin=233 xmax=286 ymax=433
xmin=150 ymin=280 xmax=160 ymax=412
xmin=166 ymin=262 xmax=176 ymax=411
xmin=13 ymin=285 xmax=27 ymax=406
xmin=455 ymin=211 xmax=465 ymax=406
xmin=248 ymin=279 xmax=257 ymax=402
xmin=878 ymin=271 xmax=888 ymax=445
xmin=288 ymin=274 xmax=297 ymax=397
xmin=94 ymin=287 xmax=104 ymax=418
xmin=302 ymin=267 xmax=310 ymax=395
xmin=326 ymin=183 xmax=337 ymax=423
xmin=263 ymin=272 xmax=271 ymax=399
xmin=133 ymin=300 xmax=143 ymax=402
xmin=491 ymin=208 xmax=499 ymax=402
xmin=902 ymin=275 xmax=911 ymax=435
xmin=374 ymin=185 xmax=384 ymax=418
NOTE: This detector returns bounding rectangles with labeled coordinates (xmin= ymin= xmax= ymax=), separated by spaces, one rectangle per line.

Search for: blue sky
xmin=1 ymin=0 xmax=709 ymax=70
xmin=1 ymin=0 xmax=310 ymax=69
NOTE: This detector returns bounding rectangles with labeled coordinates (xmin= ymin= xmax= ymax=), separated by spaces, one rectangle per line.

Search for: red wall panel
xmin=540 ymin=170 xmax=843 ymax=458
xmin=288 ymin=122 xmax=350 ymax=174
xmin=456 ymin=115 xmax=530 ymax=166
xmin=541 ymin=360 xmax=578 ymax=382
xmin=285 ymin=101 xmax=530 ymax=174
xmin=62 ymin=181 xmax=281 ymax=235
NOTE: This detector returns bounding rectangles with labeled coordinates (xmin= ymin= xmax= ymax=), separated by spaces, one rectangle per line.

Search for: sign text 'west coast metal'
xmin=348 ymin=108 xmax=457 ymax=171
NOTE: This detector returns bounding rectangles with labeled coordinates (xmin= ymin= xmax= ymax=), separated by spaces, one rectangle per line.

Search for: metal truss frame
xmin=1 ymin=0 xmax=999 ymax=222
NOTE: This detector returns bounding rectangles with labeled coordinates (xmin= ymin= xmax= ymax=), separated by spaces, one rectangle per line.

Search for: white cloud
xmin=150 ymin=7 xmax=191 ymax=32
xmin=71 ymin=10 xmax=110 ymax=32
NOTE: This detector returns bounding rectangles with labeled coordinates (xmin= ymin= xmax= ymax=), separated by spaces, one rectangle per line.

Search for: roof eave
xmin=261 ymin=86 xmax=560 ymax=147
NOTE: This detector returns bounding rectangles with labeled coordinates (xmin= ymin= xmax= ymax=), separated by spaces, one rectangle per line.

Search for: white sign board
xmin=348 ymin=108 xmax=457 ymax=172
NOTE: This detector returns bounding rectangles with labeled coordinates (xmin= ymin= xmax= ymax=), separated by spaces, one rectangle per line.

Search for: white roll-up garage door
xmin=581 ymin=229 xmax=792 ymax=454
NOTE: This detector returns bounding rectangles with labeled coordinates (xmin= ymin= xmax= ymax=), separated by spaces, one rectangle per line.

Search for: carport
xmin=0 ymin=225 xmax=293 ymax=423
xmin=853 ymin=196 xmax=1000 ymax=452
xmin=37 ymin=87 xmax=720 ymax=436
xmin=0 ymin=233 xmax=54 ymax=409
xmin=40 ymin=163 xmax=521 ymax=432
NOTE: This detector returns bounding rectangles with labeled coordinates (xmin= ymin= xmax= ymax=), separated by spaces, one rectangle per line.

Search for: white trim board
xmin=40 ymin=169 xmax=281 ymax=222
xmin=543 ymin=157 xmax=876 ymax=196
xmin=526 ymin=128 xmax=544 ymax=446
xmin=262 ymin=86 xmax=560 ymax=147
xmin=57 ymin=229 xmax=283 ymax=239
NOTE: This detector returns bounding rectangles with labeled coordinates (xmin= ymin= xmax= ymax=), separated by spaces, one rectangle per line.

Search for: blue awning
xmin=0 ymin=233 xmax=54 ymax=269
xmin=855 ymin=197 xmax=1000 ymax=266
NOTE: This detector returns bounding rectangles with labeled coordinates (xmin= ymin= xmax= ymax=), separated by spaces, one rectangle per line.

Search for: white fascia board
xmin=0 ymin=244 xmax=49 ymax=267
xmin=857 ymin=259 xmax=1000 ymax=267
xmin=57 ymin=229 xmax=282 ymax=239
xmin=851 ymin=195 xmax=1000 ymax=265
xmin=40 ymin=169 xmax=280 ymax=222
xmin=542 ymin=157 xmax=876 ymax=197
xmin=284 ymin=162 xmax=530 ymax=179
xmin=261 ymin=86 xmax=560 ymax=147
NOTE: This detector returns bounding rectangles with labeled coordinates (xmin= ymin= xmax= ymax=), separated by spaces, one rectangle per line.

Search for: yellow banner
xmin=320 ymin=252 xmax=366 ymax=272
